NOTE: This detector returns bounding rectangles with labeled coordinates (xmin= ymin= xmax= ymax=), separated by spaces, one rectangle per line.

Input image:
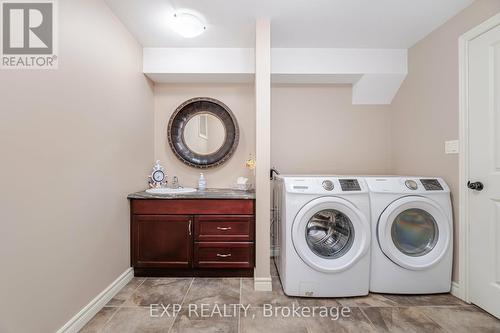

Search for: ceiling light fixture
xmin=170 ymin=12 xmax=206 ymax=38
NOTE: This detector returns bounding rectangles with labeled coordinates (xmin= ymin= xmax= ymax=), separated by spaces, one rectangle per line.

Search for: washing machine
xmin=366 ymin=177 xmax=453 ymax=294
xmin=274 ymin=175 xmax=371 ymax=297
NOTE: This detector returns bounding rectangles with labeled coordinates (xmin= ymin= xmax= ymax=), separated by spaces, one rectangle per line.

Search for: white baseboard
xmin=451 ymin=281 xmax=461 ymax=298
xmin=56 ymin=267 xmax=134 ymax=333
xmin=254 ymin=277 xmax=272 ymax=291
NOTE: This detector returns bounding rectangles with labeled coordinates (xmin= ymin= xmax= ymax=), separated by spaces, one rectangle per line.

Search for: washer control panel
xmin=322 ymin=180 xmax=334 ymax=191
xmin=279 ymin=176 xmax=368 ymax=194
xmin=339 ymin=179 xmax=361 ymax=191
xmin=405 ymin=179 xmax=418 ymax=190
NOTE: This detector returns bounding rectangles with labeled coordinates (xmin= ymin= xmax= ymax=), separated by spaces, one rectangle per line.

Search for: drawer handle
xmin=216 ymin=253 xmax=232 ymax=258
xmin=216 ymin=226 xmax=232 ymax=231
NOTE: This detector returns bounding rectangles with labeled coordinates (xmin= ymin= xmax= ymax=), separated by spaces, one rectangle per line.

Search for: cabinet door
xmin=132 ymin=215 xmax=192 ymax=268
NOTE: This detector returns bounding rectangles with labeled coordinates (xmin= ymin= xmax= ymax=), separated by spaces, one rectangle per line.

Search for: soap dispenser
xmin=198 ymin=173 xmax=206 ymax=191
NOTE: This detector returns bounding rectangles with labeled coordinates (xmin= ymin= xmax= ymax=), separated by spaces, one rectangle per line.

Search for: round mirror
xmin=183 ymin=113 xmax=227 ymax=155
xmin=168 ymin=97 xmax=239 ymax=168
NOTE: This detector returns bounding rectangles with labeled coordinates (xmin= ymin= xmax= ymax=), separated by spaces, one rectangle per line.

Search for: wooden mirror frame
xmin=167 ymin=97 xmax=240 ymax=169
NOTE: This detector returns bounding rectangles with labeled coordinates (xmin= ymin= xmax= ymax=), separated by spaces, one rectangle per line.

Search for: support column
xmin=254 ymin=18 xmax=272 ymax=291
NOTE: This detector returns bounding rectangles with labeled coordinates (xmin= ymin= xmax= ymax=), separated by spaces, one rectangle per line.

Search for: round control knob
xmin=322 ymin=180 xmax=334 ymax=191
xmin=405 ymin=180 xmax=418 ymax=190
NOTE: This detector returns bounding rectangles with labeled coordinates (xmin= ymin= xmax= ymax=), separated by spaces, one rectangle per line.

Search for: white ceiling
xmin=105 ymin=0 xmax=474 ymax=48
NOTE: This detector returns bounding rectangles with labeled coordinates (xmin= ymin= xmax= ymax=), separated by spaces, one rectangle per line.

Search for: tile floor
xmin=80 ymin=262 xmax=500 ymax=333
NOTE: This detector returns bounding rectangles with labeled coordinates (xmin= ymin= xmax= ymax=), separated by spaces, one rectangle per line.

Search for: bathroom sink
xmin=146 ymin=187 xmax=197 ymax=195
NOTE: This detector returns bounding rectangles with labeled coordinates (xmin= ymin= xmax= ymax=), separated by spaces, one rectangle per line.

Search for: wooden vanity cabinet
xmin=130 ymin=199 xmax=255 ymax=277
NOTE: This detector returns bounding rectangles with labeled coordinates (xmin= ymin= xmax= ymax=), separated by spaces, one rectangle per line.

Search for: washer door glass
xmin=292 ymin=196 xmax=369 ymax=273
xmin=305 ymin=209 xmax=355 ymax=259
xmin=391 ymin=208 xmax=438 ymax=257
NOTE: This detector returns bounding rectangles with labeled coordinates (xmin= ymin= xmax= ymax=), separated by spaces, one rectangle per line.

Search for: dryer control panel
xmin=420 ymin=179 xmax=444 ymax=191
xmin=365 ymin=177 xmax=449 ymax=194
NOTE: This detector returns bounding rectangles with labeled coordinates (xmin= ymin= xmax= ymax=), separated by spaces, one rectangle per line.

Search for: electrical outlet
xmin=445 ymin=140 xmax=459 ymax=154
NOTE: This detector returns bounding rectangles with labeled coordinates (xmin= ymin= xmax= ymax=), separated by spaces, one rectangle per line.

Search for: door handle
xmin=188 ymin=219 xmax=192 ymax=236
xmin=467 ymin=181 xmax=484 ymax=191
xmin=216 ymin=253 xmax=232 ymax=258
xmin=216 ymin=226 xmax=232 ymax=231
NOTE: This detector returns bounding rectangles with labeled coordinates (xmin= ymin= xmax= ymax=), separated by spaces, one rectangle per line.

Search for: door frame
xmin=458 ymin=12 xmax=500 ymax=302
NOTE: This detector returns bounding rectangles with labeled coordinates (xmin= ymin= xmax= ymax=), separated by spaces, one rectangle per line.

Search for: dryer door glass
xmin=305 ymin=209 xmax=355 ymax=259
xmin=391 ymin=208 xmax=438 ymax=257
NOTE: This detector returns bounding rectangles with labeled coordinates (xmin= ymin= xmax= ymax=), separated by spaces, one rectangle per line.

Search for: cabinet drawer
xmin=194 ymin=242 xmax=254 ymax=268
xmin=195 ymin=215 xmax=254 ymax=242
xmin=131 ymin=199 xmax=254 ymax=215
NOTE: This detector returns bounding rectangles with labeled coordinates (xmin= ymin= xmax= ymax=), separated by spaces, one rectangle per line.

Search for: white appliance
xmin=274 ymin=176 xmax=371 ymax=297
xmin=366 ymin=177 xmax=453 ymax=294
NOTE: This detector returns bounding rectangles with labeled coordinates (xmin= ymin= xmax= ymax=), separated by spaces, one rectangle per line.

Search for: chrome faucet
xmin=270 ymin=167 xmax=280 ymax=180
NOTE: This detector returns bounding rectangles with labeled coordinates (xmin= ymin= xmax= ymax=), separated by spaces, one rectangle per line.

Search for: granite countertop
xmin=127 ymin=188 xmax=255 ymax=200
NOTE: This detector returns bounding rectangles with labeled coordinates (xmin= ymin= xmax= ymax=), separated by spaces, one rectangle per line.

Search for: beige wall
xmin=154 ymin=83 xmax=256 ymax=188
xmin=0 ymin=1 xmax=153 ymax=332
xmin=272 ymin=84 xmax=392 ymax=175
xmin=390 ymin=0 xmax=500 ymax=282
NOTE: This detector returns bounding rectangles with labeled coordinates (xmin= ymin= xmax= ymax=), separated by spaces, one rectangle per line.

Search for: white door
xmin=468 ymin=23 xmax=500 ymax=319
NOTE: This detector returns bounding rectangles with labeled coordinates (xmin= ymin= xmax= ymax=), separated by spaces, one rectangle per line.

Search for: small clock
xmin=148 ymin=160 xmax=167 ymax=188
xmin=152 ymin=170 xmax=165 ymax=182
